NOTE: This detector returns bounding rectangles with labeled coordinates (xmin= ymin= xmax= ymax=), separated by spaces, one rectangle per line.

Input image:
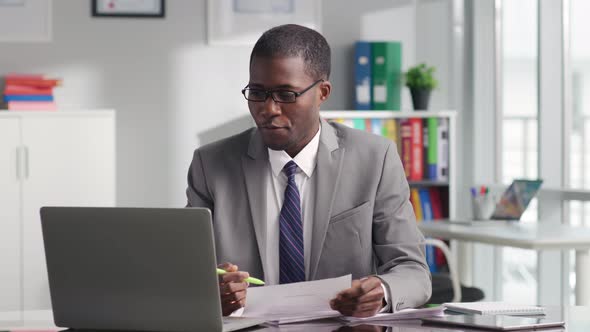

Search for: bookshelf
xmin=321 ymin=110 xmax=457 ymax=271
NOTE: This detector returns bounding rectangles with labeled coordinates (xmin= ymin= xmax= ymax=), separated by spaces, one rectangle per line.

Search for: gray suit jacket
xmin=186 ymin=119 xmax=431 ymax=311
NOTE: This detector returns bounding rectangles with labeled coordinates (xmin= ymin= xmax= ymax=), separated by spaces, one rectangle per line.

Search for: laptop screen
xmin=491 ymin=179 xmax=543 ymax=220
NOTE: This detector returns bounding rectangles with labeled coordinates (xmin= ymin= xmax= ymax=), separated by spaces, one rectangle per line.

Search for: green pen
xmin=216 ymin=268 xmax=265 ymax=285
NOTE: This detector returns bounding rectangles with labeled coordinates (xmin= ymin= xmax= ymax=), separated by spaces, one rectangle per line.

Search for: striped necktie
xmin=279 ymin=160 xmax=305 ymax=284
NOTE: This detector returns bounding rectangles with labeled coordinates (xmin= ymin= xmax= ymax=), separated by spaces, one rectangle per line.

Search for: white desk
xmin=418 ymin=221 xmax=590 ymax=305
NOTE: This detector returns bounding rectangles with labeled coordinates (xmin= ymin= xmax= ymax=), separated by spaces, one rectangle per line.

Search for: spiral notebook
xmin=443 ymin=302 xmax=546 ymax=316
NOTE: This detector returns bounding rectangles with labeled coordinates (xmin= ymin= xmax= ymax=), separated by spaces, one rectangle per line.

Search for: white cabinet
xmin=0 ymin=111 xmax=116 ymax=311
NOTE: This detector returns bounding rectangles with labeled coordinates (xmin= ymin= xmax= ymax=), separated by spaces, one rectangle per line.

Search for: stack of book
xmin=331 ymin=118 xmax=448 ymax=182
xmin=3 ymin=74 xmax=61 ymax=111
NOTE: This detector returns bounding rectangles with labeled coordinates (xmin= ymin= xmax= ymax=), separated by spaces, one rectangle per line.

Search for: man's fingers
xmin=217 ymin=262 xmax=238 ymax=272
xmin=336 ymin=280 xmax=363 ymax=299
xmin=219 ymin=271 xmax=250 ymax=283
xmin=334 ymin=299 xmax=383 ymax=314
xmin=356 ymin=284 xmax=384 ymax=304
xmin=360 ymin=277 xmax=382 ymax=293
xmin=221 ymin=289 xmax=247 ymax=306
xmin=336 ymin=277 xmax=382 ymax=302
xmin=220 ymin=281 xmax=248 ymax=295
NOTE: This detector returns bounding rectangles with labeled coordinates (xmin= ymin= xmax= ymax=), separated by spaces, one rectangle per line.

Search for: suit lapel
xmin=310 ymin=119 xmax=344 ymax=279
xmin=241 ymin=130 xmax=268 ymax=279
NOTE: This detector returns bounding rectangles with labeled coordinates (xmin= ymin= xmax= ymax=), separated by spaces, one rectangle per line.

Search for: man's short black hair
xmin=250 ymin=24 xmax=331 ymax=80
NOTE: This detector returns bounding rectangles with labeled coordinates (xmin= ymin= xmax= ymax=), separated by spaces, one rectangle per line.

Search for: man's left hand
xmin=329 ymin=277 xmax=385 ymax=318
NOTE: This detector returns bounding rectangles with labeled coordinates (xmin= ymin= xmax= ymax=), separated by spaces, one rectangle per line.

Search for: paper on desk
xmin=242 ymin=274 xmax=351 ymax=324
xmin=341 ymin=306 xmax=445 ymax=323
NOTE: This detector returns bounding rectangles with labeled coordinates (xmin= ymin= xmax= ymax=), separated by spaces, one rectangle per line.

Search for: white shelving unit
xmin=320 ymin=110 xmax=458 ymax=219
xmin=0 ymin=110 xmax=116 ymax=312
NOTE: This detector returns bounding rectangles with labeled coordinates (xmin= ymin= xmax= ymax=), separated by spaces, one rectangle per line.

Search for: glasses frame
xmin=241 ymin=79 xmax=324 ymax=103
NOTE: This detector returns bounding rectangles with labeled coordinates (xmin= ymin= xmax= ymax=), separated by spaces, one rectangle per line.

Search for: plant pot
xmin=410 ymin=88 xmax=431 ymax=111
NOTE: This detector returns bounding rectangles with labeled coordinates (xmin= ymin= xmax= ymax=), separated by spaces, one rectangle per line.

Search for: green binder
xmin=371 ymin=42 xmax=402 ymax=110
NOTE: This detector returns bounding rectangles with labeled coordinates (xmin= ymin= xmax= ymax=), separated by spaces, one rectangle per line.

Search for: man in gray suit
xmin=186 ymin=24 xmax=431 ymax=317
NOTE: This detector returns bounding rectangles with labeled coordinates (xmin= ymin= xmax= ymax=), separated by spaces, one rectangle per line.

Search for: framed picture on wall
xmin=207 ymin=0 xmax=321 ymax=45
xmin=92 ymin=0 xmax=165 ymax=18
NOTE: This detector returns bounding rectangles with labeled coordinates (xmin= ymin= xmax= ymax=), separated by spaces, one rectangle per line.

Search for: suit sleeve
xmin=185 ymin=149 xmax=214 ymax=210
xmin=372 ymin=141 xmax=432 ymax=311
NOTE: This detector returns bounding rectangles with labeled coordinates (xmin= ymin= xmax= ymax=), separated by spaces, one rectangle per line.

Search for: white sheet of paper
xmin=341 ymin=306 xmax=445 ymax=323
xmin=243 ymin=274 xmax=352 ymax=324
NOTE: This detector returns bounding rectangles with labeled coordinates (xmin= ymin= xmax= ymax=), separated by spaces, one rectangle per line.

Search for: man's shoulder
xmin=196 ymin=127 xmax=255 ymax=157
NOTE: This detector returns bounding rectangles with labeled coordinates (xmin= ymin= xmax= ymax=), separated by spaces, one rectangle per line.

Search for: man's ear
xmin=318 ymin=80 xmax=332 ymax=106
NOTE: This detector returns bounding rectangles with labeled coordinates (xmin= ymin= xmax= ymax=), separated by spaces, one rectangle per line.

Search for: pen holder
xmin=472 ymin=195 xmax=496 ymax=220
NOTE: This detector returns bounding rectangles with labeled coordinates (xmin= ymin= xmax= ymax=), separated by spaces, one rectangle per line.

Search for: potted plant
xmin=404 ymin=63 xmax=438 ymax=110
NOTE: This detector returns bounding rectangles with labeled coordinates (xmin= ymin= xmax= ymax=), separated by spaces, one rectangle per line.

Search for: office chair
xmin=425 ymin=239 xmax=485 ymax=303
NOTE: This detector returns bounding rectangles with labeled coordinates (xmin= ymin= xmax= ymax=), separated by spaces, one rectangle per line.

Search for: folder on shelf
xmin=427 ymin=118 xmax=439 ymax=180
xmin=354 ymin=41 xmax=372 ymax=110
xmin=410 ymin=188 xmax=423 ymax=221
xmin=371 ymin=41 xmax=402 ymax=110
xmin=419 ymin=188 xmax=437 ymax=273
xmin=409 ymin=118 xmax=424 ymax=181
xmin=437 ymin=118 xmax=449 ymax=181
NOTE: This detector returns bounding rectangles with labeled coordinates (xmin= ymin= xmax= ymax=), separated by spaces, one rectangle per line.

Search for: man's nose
xmin=260 ymin=95 xmax=281 ymax=117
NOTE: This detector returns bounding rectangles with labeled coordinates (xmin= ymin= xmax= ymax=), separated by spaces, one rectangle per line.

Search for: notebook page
xmin=443 ymin=302 xmax=546 ymax=315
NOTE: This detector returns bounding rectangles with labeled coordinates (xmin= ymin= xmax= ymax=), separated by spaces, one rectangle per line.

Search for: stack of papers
xmin=340 ymin=306 xmax=445 ymax=323
xmin=242 ymin=274 xmax=351 ymax=324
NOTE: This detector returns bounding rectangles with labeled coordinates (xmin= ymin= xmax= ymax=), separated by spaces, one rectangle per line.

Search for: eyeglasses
xmin=241 ymin=79 xmax=324 ymax=103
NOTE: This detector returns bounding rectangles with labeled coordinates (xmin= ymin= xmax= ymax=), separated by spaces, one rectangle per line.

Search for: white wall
xmin=1 ymin=0 xmax=455 ymax=208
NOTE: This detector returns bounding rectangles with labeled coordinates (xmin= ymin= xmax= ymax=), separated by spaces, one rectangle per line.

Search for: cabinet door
xmin=0 ymin=118 xmax=22 ymax=314
xmin=21 ymin=115 xmax=115 ymax=310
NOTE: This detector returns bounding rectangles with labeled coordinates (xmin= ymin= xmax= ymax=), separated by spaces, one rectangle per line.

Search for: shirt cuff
xmin=229 ymin=307 xmax=245 ymax=317
xmin=379 ymin=282 xmax=392 ymax=313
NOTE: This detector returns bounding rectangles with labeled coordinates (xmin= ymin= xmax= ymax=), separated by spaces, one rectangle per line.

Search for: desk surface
xmin=2 ymin=307 xmax=590 ymax=331
xmin=418 ymin=220 xmax=590 ymax=250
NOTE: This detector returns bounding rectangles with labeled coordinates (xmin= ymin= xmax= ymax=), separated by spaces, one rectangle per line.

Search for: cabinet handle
xmin=16 ymin=146 xmax=22 ymax=180
xmin=23 ymin=146 xmax=29 ymax=179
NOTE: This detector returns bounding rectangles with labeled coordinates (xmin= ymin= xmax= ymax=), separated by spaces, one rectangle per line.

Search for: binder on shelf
xmin=383 ymin=118 xmax=398 ymax=144
xmin=400 ymin=119 xmax=412 ymax=179
xmin=354 ymin=41 xmax=372 ymax=110
xmin=427 ymin=118 xmax=439 ymax=180
xmin=353 ymin=118 xmax=366 ymax=130
xmin=437 ymin=118 xmax=449 ymax=181
xmin=371 ymin=42 xmax=402 ymax=110
xmin=409 ymin=118 xmax=423 ymax=181
xmin=370 ymin=118 xmax=383 ymax=136
xmin=410 ymin=188 xmax=423 ymax=221
xmin=419 ymin=188 xmax=437 ymax=273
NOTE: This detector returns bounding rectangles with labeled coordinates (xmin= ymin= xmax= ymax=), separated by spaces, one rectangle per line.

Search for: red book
xmin=409 ymin=118 xmax=424 ymax=181
xmin=5 ymin=78 xmax=61 ymax=88
xmin=7 ymin=101 xmax=57 ymax=111
xmin=5 ymin=73 xmax=46 ymax=80
xmin=429 ymin=187 xmax=444 ymax=219
xmin=4 ymin=84 xmax=53 ymax=95
xmin=399 ymin=119 xmax=412 ymax=179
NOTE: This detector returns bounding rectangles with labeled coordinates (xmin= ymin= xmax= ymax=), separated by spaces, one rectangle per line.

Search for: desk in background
xmin=418 ymin=221 xmax=590 ymax=305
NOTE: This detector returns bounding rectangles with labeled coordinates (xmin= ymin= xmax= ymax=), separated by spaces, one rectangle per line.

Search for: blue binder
xmin=354 ymin=41 xmax=372 ymax=110
xmin=419 ymin=188 xmax=437 ymax=273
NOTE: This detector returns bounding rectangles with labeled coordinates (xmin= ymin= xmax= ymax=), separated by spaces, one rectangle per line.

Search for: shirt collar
xmin=268 ymin=126 xmax=321 ymax=178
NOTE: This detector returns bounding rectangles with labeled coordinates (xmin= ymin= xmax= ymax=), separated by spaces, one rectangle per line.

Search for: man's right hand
xmin=218 ymin=262 xmax=249 ymax=316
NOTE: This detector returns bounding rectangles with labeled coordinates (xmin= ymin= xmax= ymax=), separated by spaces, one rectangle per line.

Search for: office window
xmin=500 ymin=0 xmax=539 ymax=304
xmin=569 ymin=0 xmax=590 ymax=211
xmin=567 ymin=0 xmax=590 ymax=304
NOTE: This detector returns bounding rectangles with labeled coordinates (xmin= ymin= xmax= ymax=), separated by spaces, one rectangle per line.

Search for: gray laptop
xmin=40 ymin=207 xmax=264 ymax=332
